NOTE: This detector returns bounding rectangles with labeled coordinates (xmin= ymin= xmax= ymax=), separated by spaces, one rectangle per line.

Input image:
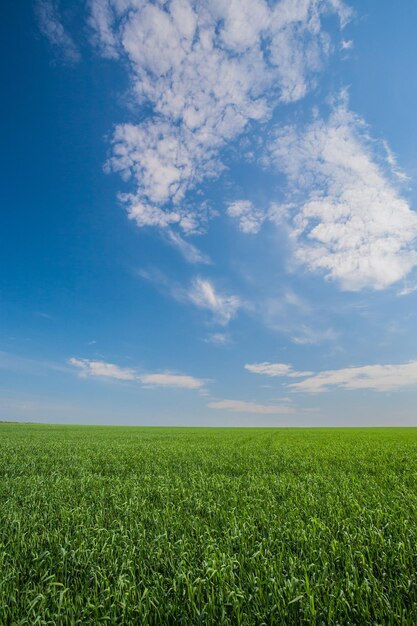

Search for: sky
xmin=1 ymin=0 xmax=417 ymax=426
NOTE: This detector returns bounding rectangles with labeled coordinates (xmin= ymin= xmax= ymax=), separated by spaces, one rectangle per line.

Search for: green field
xmin=1 ymin=424 xmax=417 ymax=624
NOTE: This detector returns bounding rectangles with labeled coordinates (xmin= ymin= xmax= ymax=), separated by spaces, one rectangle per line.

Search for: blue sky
xmin=1 ymin=0 xmax=417 ymax=425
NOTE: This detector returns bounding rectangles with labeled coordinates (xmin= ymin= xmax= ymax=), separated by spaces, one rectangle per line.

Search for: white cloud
xmin=69 ymin=357 xmax=205 ymax=389
xmin=227 ymin=200 xmax=266 ymax=234
xmin=205 ymin=332 xmax=231 ymax=345
xmin=0 ymin=351 xmax=69 ymax=376
xmin=340 ymin=38 xmax=353 ymax=50
xmin=208 ymin=399 xmax=294 ymax=414
xmin=289 ymin=360 xmax=417 ymax=393
xmin=245 ymin=362 xmax=312 ymax=377
xmin=382 ymin=140 xmax=410 ymax=183
xmin=257 ymin=290 xmax=335 ymax=345
xmin=164 ymin=229 xmax=211 ymax=265
xmin=137 ymin=269 xmax=241 ymax=325
xmin=69 ymin=357 xmax=136 ymax=380
xmin=269 ymin=96 xmax=417 ymax=291
xmin=87 ymin=0 xmax=118 ymax=59
xmin=35 ymin=0 xmax=81 ymax=64
xmin=89 ymin=0 xmax=350 ymax=235
xmin=245 ymin=357 xmax=417 ymax=394
xmin=187 ymin=277 xmax=241 ymax=325
xmin=397 ymin=284 xmax=417 ymax=297
xmin=290 ymin=324 xmax=338 ymax=345
xmin=138 ymin=373 xmax=204 ymax=389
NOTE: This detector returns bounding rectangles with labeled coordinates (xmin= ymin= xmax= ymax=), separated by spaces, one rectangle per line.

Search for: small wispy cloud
xmin=164 ymin=229 xmax=211 ymax=265
xmin=382 ymin=140 xmax=410 ymax=183
xmin=290 ymin=325 xmax=338 ymax=346
xmin=137 ymin=268 xmax=241 ymax=326
xmin=340 ymin=39 xmax=353 ymax=50
xmin=69 ymin=357 xmax=205 ymax=389
xmin=35 ymin=311 xmax=54 ymax=320
xmin=397 ymin=284 xmax=417 ymax=297
xmin=0 ymin=351 xmax=69 ymax=376
xmin=35 ymin=0 xmax=81 ymax=64
xmin=204 ymin=332 xmax=231 ymax=345
xmin=256 ymin=290 xmax=336 ymax=347
xmin=187 ymin=277 xmax=241 ymax=326
xmin=207 ymin=399 xmax=295 ymax=415
xmin=245 ymin=362 xmax=312 ymax=378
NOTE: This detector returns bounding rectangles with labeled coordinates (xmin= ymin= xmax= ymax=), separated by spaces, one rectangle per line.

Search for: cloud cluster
xmin=69 ymin=357 xmax=205 ymax=389
xmin=227 ymin=200 xmax=266 ymax=234
xmin=89 ymin=0 xmax=350 ymax=234
xmin=38 ymin=2 xmax=417 ymax=298
xmin=269 ymin=97 xmax=417 ymax=290
xmin=35 ymin=0 xmax=81 ymax=64
xmin=246 ymin=359 xmax=417 ymax=393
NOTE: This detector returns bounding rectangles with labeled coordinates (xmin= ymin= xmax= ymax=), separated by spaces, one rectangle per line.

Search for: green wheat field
xmin=1 ymin=423 xmax=417 ymax=624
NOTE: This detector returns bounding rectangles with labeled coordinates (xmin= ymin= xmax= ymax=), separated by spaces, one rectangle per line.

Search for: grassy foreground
xmin=1 ymin=424 xmax=417 ymax=625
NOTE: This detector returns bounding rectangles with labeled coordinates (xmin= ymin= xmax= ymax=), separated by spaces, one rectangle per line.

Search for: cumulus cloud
xmin=207 ymin=399 xmax=294 ymax=414
xmin=89 ymin=0 xmax=350 ymax=236
xmin=69 ymin=357 xmax=205 ymax=389
xmin=289 ymin=360 xmax=417 ymax=393
xmin=269 ymin=96 xmax=417 ymax=291
xmin=35 ymin=0 xmax=81 ymax=64
xmin=227 ymin=200 xmax=266 ymax=234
